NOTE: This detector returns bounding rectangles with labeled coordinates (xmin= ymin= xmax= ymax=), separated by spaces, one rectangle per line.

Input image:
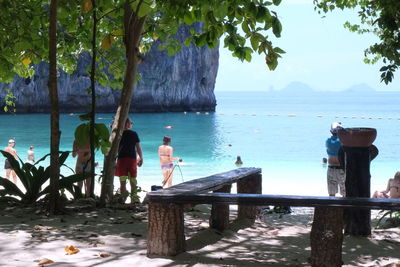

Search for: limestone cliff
xmin=0 ymin=25 xmax=219 ymax=113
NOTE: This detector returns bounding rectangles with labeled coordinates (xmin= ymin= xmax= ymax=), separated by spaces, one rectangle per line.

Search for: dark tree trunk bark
xmin=89 ymin=0 xmax=97 ymax=198
xmin=147 ymin=202 xmax=185 ymax=256
xmin=237 ymin=173 xmax=262 ymax=220
xmin=343 ymin=146 xmax=371 ymax=236
xmin=310 ymin=207 xmax=343 ymax=267
xmin=210 ymin=184 xmax=232 ymax=231
xmin=100 ymin=0 xmax=146 ymax=205
xmin=48 ymin=0 xmax=60 ymax=214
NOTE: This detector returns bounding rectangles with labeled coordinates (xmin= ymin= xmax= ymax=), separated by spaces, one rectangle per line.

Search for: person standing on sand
xmin=26 ymin=145 xmax=35 ymax=164
xmin=72 ymin=140 xmax=92 ymax=196
xmin=4 ymin=139 xmax=18 ymax=184
xmin=372 ymin=171 xmax=400 ymax=199
xmin=115 ymin=118 xmax=143 ymax=203
xmin=325 ymin=122 xmax=345 ymax=197
xmin=159 ymin=136 xmax=180 ymax=188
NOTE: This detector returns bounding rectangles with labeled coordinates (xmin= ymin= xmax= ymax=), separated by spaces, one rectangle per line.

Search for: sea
xmin=1 ymin=90 xmax=400 ymax=197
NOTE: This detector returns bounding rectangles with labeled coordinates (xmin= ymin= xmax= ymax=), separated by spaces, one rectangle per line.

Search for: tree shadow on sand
xmin=1 ymin=203 xmax=400 ymax=266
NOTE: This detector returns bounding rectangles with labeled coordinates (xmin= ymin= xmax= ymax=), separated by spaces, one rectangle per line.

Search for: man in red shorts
xmin=115 ymin=117 xmax=143 ymax=203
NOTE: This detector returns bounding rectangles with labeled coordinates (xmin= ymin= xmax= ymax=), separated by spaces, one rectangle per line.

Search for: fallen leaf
xmin=65 ymin=245 xmax=80 ymax=255
xmin=37 ymin=258 xmax=54 ymax=265
xmin=99 ymin=253 xmax=110 ymax=258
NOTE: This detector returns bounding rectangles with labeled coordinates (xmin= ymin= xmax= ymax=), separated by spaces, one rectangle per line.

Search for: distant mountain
xmin=343 ymin=83 xmax=376 ymax=93
xmin=271 ymin=81 xmax=315 ymax=95
xmin=267 ymin=82 xmax=378 ymax=96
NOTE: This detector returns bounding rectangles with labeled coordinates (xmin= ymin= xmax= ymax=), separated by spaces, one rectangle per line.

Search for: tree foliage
xmin=314 ymin=0 xmax=400 ymax=84
xmin=1 ymin=0 xmax=286 ymax=205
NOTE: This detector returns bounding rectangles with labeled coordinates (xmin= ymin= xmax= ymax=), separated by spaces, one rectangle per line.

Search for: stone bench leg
xmin=237 ymin=173 xmax=262 ymax=220
xmin=147 ymin=202 xmax=185 ymax=256
xmin=310 ymin=207 xmax=343 ymax=267
xmin=210 ymin=184 xmax=232 ymax=231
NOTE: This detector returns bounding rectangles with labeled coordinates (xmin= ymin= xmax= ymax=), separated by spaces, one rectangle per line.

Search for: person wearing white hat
xmin=4 ymin=139 xmax=18 ymax=184
xmin=325 ymin=122 xmax=345 ymax=196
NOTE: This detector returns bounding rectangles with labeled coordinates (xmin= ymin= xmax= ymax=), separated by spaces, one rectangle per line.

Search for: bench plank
xmin=146 ymin=193 xmax=400 ymax=210
xmin=145 ymin=167 xmax=261 ymax=197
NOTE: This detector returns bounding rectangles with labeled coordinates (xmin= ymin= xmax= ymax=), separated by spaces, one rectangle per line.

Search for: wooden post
xmin=147 ymin=202 xmax=185 ymax=256
xmin=343 ymin=146 xmax=371 ymax=236
xmin=237 ymin=173 xmax=262 ymax=220
xmin=210 ymin=184 xmax=232 ymax=231
xmin=310 ymin=207 xmax=343 ymax=267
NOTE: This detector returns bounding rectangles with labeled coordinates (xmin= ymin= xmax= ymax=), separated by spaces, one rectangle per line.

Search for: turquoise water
xmin=1 ymin=91 xmax=400 ymax=196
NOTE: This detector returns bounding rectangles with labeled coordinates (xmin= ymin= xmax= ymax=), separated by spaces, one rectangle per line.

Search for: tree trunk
xmin=310 ymin=207 xmax=343 ymax=267
xmin=343 ymin=146 xmax=371 ymax=236
xmin=100 ymin=1 xmax=146 ymax=205
xmin=237 ymin=173 xmax=262 ymax=220
xmin=147 ymin=202 xmax=185 ymax=256
xmin=48 ymin=0 xmax=60 ymax=214
xmin=89 ymin=0 xmax=97 ymax=198
xmin=210 ymin=184 xmax=232 ymax=231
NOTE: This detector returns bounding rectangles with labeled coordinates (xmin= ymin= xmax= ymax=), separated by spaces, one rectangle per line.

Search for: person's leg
xmin=162 ymin=169 xmax=169 ymax=186
xmin=120 ymin=177 xmax=127 ymax=195
xmin=76 ymin=162 xmax=84 ymax=191
xmin=327 ymin=168 xmax=338 ymax=196
xmin=85 ymin=177 xmax=91 ymax=197
xmin=129 ymin=177 xmax=139 ymax=203
xmin=11 ymin=170 xmax=17 ymax=184
xmin=338 ymin=169 xmax=346 ymax=197
xmin=166 ymin=168 xmax=173 ymax=188
xmin=5 ymin=169 xmax=11 ymax=180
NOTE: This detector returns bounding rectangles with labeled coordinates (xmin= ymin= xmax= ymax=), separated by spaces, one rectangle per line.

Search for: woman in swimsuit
xmin=372 ymin=171 xmax=400 ymax=198
xmin=158 ymin=136 xmax=180 ymax=188
xmin=4 ymin=139 xmax=18 ymax=184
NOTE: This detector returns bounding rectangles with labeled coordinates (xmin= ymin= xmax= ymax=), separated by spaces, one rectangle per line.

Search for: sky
xmin=215 ymin=0 xmax=400 ymax=92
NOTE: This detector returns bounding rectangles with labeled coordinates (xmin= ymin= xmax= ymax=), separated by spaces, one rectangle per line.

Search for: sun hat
xmin=330 ymin=122 xmax=343 ymax=134
xmin=8 ymin=139 xmax=15 ymax=144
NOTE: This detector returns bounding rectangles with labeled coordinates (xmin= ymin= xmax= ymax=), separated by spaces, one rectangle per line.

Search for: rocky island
xmin=0 ymin=25 xmax=219 ymax=113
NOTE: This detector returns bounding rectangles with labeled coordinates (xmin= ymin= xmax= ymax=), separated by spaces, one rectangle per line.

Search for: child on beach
xmin=372 ymin=172 xmax=400 ymax=199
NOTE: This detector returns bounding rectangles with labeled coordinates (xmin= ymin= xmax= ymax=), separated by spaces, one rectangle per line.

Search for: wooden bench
xmin=145 ymin=167 xmax=400 ymax=266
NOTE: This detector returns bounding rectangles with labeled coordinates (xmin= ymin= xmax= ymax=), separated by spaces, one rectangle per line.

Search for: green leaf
xmin=272 ymin=17 xmax=282 ymax=38
xmin=79 ymin=113 xmax=91 ymax=121
xmin=272 ymin=0 xmax=282 ymax=6
xmin=184 ymin=37 xmax=192 ymax=47
xmin=250 ymin=35 xmax=258 ymax=50
xmin=241 ymin=20 xmax=250 ymax=33
xmin=94 ymin=123 xmax=110 ymax=141
xmin=183 ymin=11 xmax=195 ymax=25
xmin=273 ymin=47 xmax=286 ymax=54
xmin=74 ymin=123 xmax=90 ymax=147
xmin=137 ymin=0 xmax=153 ymax=18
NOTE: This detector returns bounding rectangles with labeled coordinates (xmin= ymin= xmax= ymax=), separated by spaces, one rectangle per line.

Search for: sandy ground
xmin=1 ymin=201 xmax=400 ymax=267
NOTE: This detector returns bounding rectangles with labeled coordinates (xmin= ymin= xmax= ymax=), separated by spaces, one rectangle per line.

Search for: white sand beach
xmin=1 ymin=201 xmax=400 ymax=267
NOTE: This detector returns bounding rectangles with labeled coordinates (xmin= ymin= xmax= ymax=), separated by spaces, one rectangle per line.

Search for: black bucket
xmin=151 ymin=185 xmax=163 ymax=191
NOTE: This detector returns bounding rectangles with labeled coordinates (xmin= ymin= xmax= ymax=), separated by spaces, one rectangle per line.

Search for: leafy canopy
xmin=0 ymin=0 xmax=285 ymax=88
xmin=314 ymin=0 xmax=400 ymax=84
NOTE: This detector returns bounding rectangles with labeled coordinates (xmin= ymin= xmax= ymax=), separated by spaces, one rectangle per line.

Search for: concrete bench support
xmin=310 ymin=207 xmax=344 ymax=267
xmin=237 ymin=173 xmax=262 ymax=220
xmin=147 ymin=202 xmax=185 ymax=256
xmin=210 ymin=184 xmax=232 ymax=231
